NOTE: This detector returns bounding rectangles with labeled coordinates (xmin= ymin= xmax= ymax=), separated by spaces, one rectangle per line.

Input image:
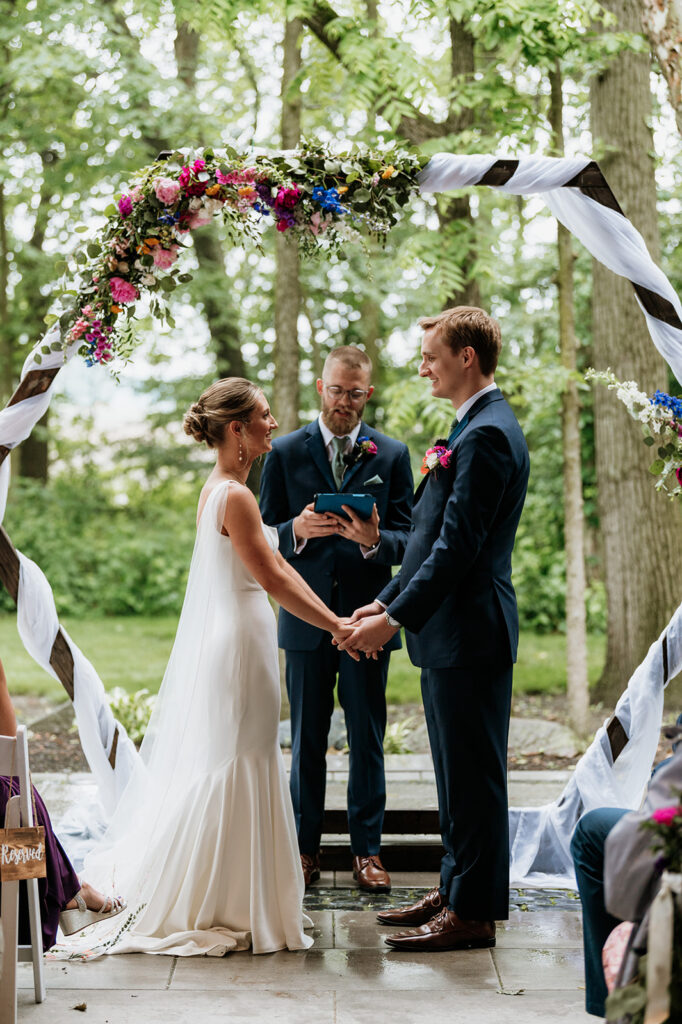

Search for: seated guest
xmin=0 ymin=656 xmax=125 ymax=949
xmin=570 ymin=722 xmax=682 ymax=1017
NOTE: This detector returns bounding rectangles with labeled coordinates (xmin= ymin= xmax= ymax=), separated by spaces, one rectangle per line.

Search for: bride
xmin=74 ymin=378 xmax=354 ymax=957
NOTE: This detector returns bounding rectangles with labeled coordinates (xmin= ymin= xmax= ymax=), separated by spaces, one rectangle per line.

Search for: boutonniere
xmin=420 ymin=439 xmax=452 ymax=476
xmin=344 ymin=435 xmax=377 ymax=467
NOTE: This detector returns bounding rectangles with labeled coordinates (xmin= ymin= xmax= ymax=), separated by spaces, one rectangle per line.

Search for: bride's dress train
xmin=62 ymin=480 xmax=312 ymax=956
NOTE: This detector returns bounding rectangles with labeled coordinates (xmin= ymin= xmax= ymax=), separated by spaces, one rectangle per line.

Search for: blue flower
xmin=651 ymin=390 xmax=682 ymax=420
xmin=157 ymin=212 xmax=181 ymax=225
xmin=311 ymin=186 xmax=348 ymax=216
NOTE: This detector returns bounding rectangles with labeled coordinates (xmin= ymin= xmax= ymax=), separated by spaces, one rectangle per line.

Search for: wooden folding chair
xmin=0 ymin=725 xmax=46 ymax=1023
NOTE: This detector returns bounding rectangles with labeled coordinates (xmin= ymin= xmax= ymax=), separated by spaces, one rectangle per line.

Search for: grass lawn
xmin=0 ymin=613 xmax=606 ymax=705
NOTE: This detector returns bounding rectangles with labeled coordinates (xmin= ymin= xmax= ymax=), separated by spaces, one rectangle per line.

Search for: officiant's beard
xmin=321 ymin=399 xmax=365 ymax=436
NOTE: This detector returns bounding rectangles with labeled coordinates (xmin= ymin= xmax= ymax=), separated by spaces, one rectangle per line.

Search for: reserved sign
xmin=0 ymin=826 xmax=47 ymax=880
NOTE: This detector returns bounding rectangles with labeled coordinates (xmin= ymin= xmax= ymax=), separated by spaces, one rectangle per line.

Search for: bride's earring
xmin=238 ymin=440 xmax=245 ymax=465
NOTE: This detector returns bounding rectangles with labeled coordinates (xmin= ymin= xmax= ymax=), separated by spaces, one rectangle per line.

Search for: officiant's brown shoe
xmin=376 ymin=886 xmax=443 ymax=926
xmin=353 ymin=855 xmax=391 ymax=893
xmin=301 ymin=852 xmax=320 ymax=888
xmin=384 ymin=908 xmax=495 ymax=951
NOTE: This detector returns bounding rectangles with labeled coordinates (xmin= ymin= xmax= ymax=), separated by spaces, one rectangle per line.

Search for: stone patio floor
xmin=16 ymin=758 xmax=593 ymax=1023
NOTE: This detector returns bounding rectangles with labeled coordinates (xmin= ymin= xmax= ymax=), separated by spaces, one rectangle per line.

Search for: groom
xmin=259 ymin=346 xmax=413 ymax=892
xmin=340 ymin=307 xmax=529 ymax=950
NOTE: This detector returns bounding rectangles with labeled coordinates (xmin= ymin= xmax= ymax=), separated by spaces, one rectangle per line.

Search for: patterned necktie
xmin=447 ymin=413 xmax=469 ymax=445
xmin=331 ymin=435 xmax=349 ymax=489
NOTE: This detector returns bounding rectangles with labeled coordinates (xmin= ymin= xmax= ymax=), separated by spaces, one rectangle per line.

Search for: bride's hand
xmin=332 ymin=622 xmax=361 ymax=661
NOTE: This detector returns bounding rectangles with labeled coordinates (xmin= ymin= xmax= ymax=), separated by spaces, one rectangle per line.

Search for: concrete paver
xmin=13 ymin=763 xmax=591 ymax=1022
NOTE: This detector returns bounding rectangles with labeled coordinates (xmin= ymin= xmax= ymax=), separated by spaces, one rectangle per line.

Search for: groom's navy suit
xmin=378 ymin=388 xmax=529 ymax=919
xmin=260 ymin=419 xmax=413 ymax=856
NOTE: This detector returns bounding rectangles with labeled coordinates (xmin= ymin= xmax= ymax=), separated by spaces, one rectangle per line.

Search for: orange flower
xmin=143 ymin=237 xmax=160 ymax=246
xmin=381 ymin=166 xmax=395 ymax=179
xmin=110 ymin=305 xmax=122 ymax=314
xmin=337 ymin=186 xmax=349 ymax=194
xmin=206 ymin=184 xmax=222 ymax=197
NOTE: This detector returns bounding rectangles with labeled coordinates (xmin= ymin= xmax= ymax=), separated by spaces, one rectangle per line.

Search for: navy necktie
xmin=447 ymin=412 xmax=469 ymax=445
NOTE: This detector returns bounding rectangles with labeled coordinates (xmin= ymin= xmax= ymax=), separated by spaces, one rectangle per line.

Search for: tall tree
xmin=591 ymin=0 xmax=682 ymax=701
xmin=549 ymin=61 xmax=590 ymax=735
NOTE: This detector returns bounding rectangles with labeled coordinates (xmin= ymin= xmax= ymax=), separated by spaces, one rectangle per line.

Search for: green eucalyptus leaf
xmin=43 ymin=313 xmax=58 ymax=326
xmin=643 ymin=435 xmax=655 ymax=446
xmin=354 ymin=188 xmax=371 ymax=202
xmin=160 ymin=276 xmax=175 ymax=292
xmin=650 ymin=459 xmax=665 ymax=474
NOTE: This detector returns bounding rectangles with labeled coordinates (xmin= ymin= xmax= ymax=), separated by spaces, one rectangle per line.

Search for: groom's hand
xmin=293 ymin=503 xmax=339 ymax=540
xmin=348 ymin=600 xmax=384 ymax=624
xmin=337 ymin=614 xmax=398 ymax=657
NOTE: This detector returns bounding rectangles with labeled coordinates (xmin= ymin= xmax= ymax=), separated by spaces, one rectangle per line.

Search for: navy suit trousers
xmin=421 ymin=663 xmax=513 ymax=921
xmin=286 ymin=642 xmax=389 ymax=857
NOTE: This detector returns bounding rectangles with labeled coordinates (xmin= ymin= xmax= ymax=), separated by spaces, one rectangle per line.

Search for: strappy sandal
xmin=59 ymin=889 xmax=127 ymax=936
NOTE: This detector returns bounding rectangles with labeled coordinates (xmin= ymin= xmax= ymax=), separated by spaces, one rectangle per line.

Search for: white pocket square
xmin=363 ymin=474 xmax=383 ymax=486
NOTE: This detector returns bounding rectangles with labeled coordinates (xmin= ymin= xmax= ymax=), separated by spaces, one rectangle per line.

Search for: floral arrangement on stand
xmin=42 ymin=141 xmax=427 ymax=369
xmin=587 ymin=369 xmax=682 ymax=498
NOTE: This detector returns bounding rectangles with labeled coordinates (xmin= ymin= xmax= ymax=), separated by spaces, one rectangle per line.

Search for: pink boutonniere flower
xmin=421 ymin=444 xmax=452 ymax=476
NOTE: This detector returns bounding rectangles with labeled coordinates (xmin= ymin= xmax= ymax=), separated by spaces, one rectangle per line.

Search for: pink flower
xmin=275 ymin=186 xmax=301 ymax=210
xmin=192 ymin=158 xmax=206 ymax=174
xmin=152 ymin=245 xmax=179 ymax=269
xmin=186 ymin=210 xmax=212 ymax=229
xmin=69 ymin=318 xmax=91 ymax=339
xmin=130 ymin=185 xmax=144 ymax=203
xmin=439 ymin=451 xmax=452 ymax=468
xmin=652 ymin=805 xmax=681 ymax=826
xmin=109 ymin=276 xmax=139 ymax=303
xmin=276 ymin=219 xmax=290 ymax=232
xmin=82 ymin=304 xmax=93 ymax=317
xmin=118 ymin=195 xmax=133 ymax=217
xmin=154 ymin=177 xmax=181 ymax=205
xmin=179 ymin=166 xmax=191 ymax=188
xmin=676 ymin=467 xmax=682 ymax=486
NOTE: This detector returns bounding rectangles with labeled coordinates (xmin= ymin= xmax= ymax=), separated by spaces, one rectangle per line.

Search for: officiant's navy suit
xmin=260 ymin=419 xmax=413 ymax=856
xmin=378 ymin=388 xmax=529 ymax=920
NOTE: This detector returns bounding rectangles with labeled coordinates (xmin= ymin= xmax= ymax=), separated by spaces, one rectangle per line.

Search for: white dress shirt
xmin=455 ymin=381 xmax=498 ymax=421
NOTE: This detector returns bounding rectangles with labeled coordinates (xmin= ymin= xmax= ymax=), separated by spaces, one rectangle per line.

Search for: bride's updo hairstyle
xmin=183 ymin=378 xmax=263 ymax=448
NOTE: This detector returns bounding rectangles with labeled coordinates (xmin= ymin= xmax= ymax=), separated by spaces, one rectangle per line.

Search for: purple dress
xmin=0 ymin=777 xmax=80 ymax=951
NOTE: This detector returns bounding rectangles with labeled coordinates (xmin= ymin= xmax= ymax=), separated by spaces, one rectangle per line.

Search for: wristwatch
xmin=385 ymin=610 xmax=401 ymax=629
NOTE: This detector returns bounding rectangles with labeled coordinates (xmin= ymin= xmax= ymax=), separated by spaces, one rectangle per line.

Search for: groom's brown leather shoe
xmin=384 ymin=908 xmax=495 ymax=951
xmin=376 ymin=886 xmax=443 ymax=926
xmin=300 ymin=852 xmax=320 ymax=887
xmin=353 ymin=855 xmax=391 ymax=892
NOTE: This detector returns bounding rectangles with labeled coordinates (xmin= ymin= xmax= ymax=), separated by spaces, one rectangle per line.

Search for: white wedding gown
xmin=67 ymin=480 xmax=312 ymax=957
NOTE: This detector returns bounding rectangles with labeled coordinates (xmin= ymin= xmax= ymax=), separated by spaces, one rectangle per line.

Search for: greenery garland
xmin=42 ymin=140 xmax=427 ymax=369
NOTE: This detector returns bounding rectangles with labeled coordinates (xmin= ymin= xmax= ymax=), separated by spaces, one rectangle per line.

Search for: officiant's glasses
xmin=323 ymin=384 xmax=370 ymax=402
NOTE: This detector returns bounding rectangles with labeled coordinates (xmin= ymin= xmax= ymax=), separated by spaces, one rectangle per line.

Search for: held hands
xmin=336 ymin=613 xmax=398 ymax=658
xmin=332 ymin=620 xmax=361 ymax=662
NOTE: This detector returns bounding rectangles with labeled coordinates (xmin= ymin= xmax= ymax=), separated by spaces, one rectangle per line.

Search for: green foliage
xmin=107 ymin=687 xmax=156 ymax=745
xmin=383 ymin=716 xmax=418 ymax=754
xmin=0 ymin=471 xmax=197 ymax=617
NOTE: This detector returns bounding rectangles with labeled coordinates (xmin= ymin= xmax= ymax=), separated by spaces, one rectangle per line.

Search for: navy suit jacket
xmin=259 ymin=419 xmax=414 ymax=652
xmin=378 ymin=389 xmax=529 ymax=670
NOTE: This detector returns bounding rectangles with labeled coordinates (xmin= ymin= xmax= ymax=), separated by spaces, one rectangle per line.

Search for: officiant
xmin=259 ymin=346 xmax=413 ymax=892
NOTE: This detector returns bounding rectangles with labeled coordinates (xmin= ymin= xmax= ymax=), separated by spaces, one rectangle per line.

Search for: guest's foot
xmin=300 ymin=852 xmax=320 ymax=888
xmin=353 ymin=854 xmax=391 ymax=893
xmin=384 ymin=908 xmax=495 ymax=951
xmin=376 ymin=886 xmax=443 ymax=925
xmin=65 ymin=881 xmax=119 ymax=914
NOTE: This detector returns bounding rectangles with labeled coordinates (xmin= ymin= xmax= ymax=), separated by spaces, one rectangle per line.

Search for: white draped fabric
xmin=1 ymin=152 xmax=681 ymax=887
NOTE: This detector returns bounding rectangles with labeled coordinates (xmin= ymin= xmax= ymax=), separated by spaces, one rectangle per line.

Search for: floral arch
xmin=1 ymin=142 xmax=681 ymax=884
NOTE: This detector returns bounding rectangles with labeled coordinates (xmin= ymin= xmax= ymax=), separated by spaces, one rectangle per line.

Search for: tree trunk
xmin=549 ymin=63 xmax=590 ymax=736
xmin=272 ymin=17 xmax=302 ymax=436
xmin=591 ymin=0 xmax=682 ymax=703
xmin=0 ymin=183 xmax=12 ymax=403
xmin=640 ymin=0 xmax=682 ymax=136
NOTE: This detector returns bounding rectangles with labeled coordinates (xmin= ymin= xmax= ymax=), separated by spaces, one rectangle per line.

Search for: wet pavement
xmin=15 ymin=759 xmax=592 ymax=1022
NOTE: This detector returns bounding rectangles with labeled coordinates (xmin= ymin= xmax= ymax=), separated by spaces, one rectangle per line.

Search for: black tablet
xmin=313 ymin=492 xmax=375 ymax=521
